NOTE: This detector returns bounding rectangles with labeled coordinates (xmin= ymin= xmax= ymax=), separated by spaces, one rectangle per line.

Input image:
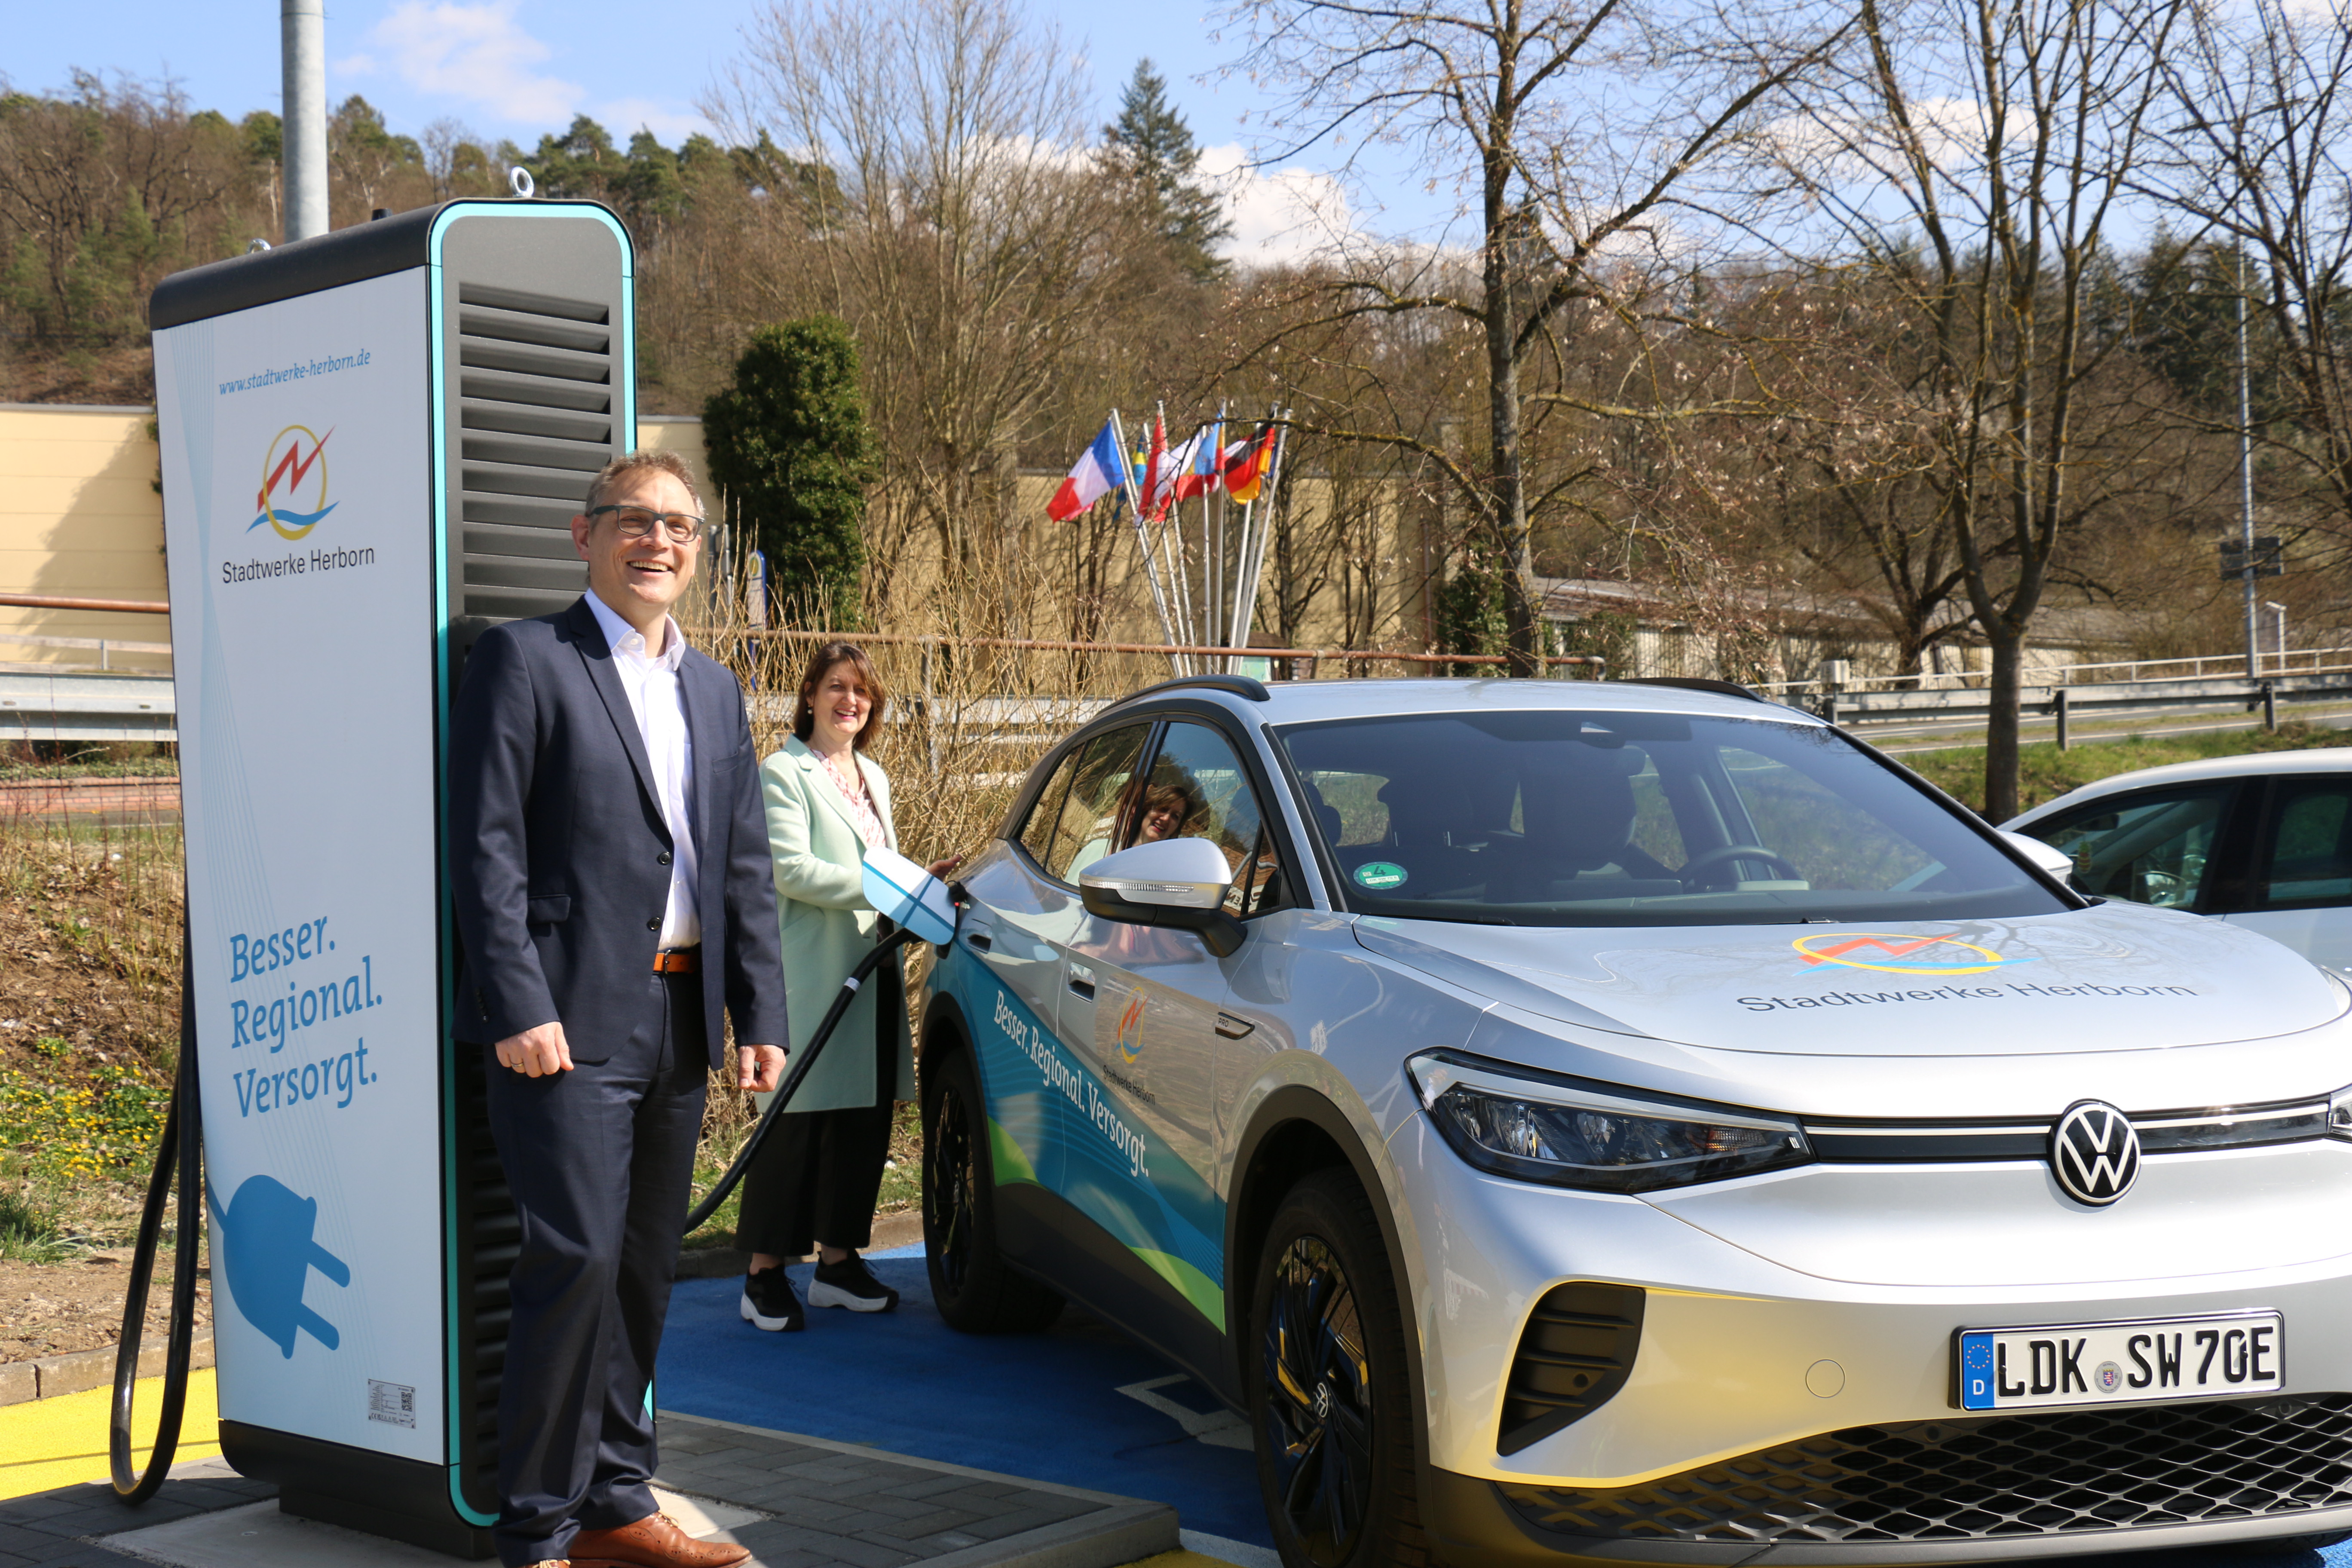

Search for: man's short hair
xmin=584 ymin=450 xmax=704 ymax=515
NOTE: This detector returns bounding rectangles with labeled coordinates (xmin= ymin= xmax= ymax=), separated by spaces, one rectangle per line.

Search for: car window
xmin=2026 ymin=784 xmax=2233 ymax=910
xmin=1016 ymin=746 xmax=1082 ymax=868
xmin=1133 ymin=721 xmax=1287 ymax=917
xmin=1274 ymin=710 xmax=2067 ymax=926
xmin=1031 ymin=725 xmax=1153 ymax=884
xmin=1717 ymin=746 xmax=1932 ymax=889
xmin=2251 ymin=776 xmax=2352 ymax=910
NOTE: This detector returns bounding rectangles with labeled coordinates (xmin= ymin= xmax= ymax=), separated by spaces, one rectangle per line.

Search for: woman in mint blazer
xmin=737 ymin=641 xmax=957 ymax=1331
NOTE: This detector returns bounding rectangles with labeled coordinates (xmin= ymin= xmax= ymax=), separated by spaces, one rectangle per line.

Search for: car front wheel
xmin=921 ymin=1040 xmax=1062 ymax=1333
xmin=1248 ymin=1168 xmax=1423 ymax=1568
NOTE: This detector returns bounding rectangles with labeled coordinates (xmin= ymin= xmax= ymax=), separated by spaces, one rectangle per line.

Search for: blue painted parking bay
xmin=657 ymin=1251 xmax=2352 ymax=1568
xmin=656 ymin=1251 xmax=1273 ymax=1550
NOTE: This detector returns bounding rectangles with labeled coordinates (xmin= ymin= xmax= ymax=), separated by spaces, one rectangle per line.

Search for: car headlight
xmin=1406 ymin=1050 xmax=1813 ymax=1193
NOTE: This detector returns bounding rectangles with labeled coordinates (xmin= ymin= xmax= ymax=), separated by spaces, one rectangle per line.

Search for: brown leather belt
xmin=652 ymin=947 xmax=701 ymax=975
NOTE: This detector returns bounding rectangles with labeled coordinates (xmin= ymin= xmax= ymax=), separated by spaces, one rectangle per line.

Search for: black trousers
xmin=738 ymin=956 xmax=899 ymax=1257
xmin=481 ymin=971 xmax=707 ymax=1568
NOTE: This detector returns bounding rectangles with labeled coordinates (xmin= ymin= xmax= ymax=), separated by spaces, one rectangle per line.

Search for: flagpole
xmin=1209 ymin=404 xmax=1228 ymax=667
xmin=1152 ymin=401 xmax=1200 ymax=658
xmin=1112 ymin=408 xmax=1186 ymax=675
xmin=1234 ymin=409 xmax=1290 ymax=655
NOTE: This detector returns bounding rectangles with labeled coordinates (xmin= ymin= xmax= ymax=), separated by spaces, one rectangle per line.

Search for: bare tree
xmin=707 ymin=0 xmax=1165 ymax=625
xmin=2153 ymin=0 xmax=2352 ymax=569
xmin=1226 ymin=0 xmax=1854 ymax=670
xmin=1773 ymin=0 xmax=2190 ymax=818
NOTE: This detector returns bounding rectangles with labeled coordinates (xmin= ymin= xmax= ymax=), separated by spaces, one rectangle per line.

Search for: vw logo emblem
xmin=2050 ymin=1100 xmax=2141 ymax=1206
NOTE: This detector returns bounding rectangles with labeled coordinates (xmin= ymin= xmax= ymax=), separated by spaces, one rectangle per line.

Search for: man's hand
xmin=738 ymin=1044 xmax=786 ymax=1093
xmin=496 ymin=1021 xmax=573 ymax=1077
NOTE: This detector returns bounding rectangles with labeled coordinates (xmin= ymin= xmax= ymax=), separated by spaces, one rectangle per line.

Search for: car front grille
xmin=1500 ymin=1394 xmax=2352 ymax=1544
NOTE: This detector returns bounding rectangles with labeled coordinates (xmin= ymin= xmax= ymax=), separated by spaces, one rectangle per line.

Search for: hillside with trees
xmin=2 ymin=0 xmax=2343 ymax=807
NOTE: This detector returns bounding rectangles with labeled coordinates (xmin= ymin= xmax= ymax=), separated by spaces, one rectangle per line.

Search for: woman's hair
xmin=791 ymin=641 xmax=891 ymax=751
xmin=1115 ymin=775 xmax=1200 ymax=846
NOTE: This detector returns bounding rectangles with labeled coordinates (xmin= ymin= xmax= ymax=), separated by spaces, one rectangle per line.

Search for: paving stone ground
xmin=0 ymin=1414 xmax=1173 ymax=1568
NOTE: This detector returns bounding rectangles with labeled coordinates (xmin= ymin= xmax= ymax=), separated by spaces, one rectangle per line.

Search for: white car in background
xmin=2003 ymin=748 xmax=2352 ymax=973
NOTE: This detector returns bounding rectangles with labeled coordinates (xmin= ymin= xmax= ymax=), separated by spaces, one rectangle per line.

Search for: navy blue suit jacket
xmin=447 ymin=596 xmax=788 ymax=1068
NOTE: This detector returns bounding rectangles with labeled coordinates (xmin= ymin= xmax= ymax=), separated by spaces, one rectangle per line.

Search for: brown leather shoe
xmin=566 ymin=1513 xmax=749 ymax=1568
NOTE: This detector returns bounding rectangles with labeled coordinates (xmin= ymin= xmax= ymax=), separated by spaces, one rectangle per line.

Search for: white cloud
xmin=358 ymin=1 xmax=583 ymax=128
xmin=1198 ymin=144 xmax=1359 ymax=268
xmin=598 ymin=98 xmax=713 ymax=145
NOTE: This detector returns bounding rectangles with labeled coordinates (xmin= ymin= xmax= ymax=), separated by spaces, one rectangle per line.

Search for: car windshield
xmin=1275 ymin=708 xmax=2069 ymax=926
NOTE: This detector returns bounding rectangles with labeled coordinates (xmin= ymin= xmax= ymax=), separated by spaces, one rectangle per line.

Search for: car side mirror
xmin=1079 ymin=837 xmax=1246 ymax=957
xmin=2000 ymin=829 xmax=2075 ymax=886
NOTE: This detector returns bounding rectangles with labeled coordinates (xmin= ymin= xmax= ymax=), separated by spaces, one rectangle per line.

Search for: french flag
xmin=1047 ymin=419 xmax=1130 ymax=521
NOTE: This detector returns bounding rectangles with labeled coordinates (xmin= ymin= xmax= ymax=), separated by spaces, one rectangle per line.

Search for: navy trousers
xmin=482 ymin=970 xmax=707 ymax=1568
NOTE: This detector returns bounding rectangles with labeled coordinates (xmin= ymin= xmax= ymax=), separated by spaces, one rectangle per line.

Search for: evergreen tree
xmin=703 ymin=317 xmax=876 ymax=630
xmin=1103 ymin=60 xmax=1233 ymax=282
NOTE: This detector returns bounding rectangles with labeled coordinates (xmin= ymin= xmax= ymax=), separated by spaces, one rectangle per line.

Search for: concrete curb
xmin=0 ymin=1331 xmax=214 ymax=1409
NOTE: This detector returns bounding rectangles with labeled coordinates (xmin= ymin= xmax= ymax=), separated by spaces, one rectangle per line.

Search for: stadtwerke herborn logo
xmin=1791 ymin=931 xmax=2037 ymax=976
xmin=1113 ymin=994 xmax=1146 ymax=1064
xmin=248 ymin=424 xmax=337 ymax=540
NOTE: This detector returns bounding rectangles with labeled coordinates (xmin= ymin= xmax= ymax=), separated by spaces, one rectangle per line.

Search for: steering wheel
xmin=1679 ymin=844 xmax=1805 ymax=890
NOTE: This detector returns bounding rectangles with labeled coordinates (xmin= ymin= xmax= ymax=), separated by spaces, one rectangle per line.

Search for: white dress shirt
xmin=585 ymin=592 xmax=701 ymax=948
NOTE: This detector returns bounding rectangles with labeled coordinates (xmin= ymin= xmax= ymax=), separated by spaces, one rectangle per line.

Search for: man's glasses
xmin=586 ymin=504 xmax=706 ymax=544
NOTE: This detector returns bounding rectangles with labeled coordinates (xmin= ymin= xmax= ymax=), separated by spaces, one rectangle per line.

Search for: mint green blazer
xmin=756 ymin=735 xmax=917 ymax=1114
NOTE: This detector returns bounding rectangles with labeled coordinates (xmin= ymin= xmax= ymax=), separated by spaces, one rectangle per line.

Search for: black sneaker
xmin=740 ymin=1266 xmax=804 ymax=1332
xmin=808 ymin=1253 xmax=899 ymax=1313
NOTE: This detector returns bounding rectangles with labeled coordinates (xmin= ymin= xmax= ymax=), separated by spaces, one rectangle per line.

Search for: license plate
xmin=1955 ymin=1311 xmax=2282 ymax=1412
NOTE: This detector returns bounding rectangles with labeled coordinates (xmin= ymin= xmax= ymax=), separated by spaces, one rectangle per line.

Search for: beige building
xmin=0 ymin=407 xmax=717 ymax=676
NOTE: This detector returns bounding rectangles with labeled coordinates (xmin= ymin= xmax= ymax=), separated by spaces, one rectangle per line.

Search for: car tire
xmin=921 ymin=1041 xmax=1063 ymax=1333
xmin=1247 ymin=1168 xmax=1424 ymax=1568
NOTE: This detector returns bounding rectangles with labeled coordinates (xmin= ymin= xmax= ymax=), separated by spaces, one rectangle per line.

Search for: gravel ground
xmin=1 ymin=1250 xmax=210 ymax=1364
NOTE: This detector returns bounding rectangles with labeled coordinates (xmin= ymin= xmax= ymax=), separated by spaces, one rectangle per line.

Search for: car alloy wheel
xmin=1250 ymin=1170 xmax=1421 ymax=1568
xmin=919 ymin=1040 xmax=1062 ymax=1333
xmin=927 ymin=1068 xmax=977 ymax=1298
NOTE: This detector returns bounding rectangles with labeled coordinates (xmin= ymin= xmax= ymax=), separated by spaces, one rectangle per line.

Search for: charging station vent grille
xmin=453 ymin=1046 xmax=516 ymax=1517
xmin=453 ymin=281 xmax=614 ymax=625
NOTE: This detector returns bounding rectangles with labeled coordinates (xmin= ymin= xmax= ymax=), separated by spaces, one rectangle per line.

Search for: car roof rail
xmin=1620 ymin=676 xmax=1767 ymax=703
xmin=1118 ymin=673 xmax=1271 ymax=704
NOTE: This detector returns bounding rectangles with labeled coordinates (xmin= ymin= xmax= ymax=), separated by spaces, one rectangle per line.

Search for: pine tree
xmin=1103 ymin=60 xmax=1233 ymax=282
xmin=703 ymin=317 xmax=876 ymax=631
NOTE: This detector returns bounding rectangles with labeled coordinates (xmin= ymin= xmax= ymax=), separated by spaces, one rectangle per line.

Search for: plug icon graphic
xmin=212 ymin=1173 xmax=350 ymax=1358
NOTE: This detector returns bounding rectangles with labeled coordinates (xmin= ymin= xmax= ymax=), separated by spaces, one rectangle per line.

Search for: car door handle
xmin=1215 ymin=1012 xmax=1255 ymax=1039
xmin=1067 ymin=963 xmax=1096 ymax=1000
xmin=965 ymin=931 xmax=992 ymax=952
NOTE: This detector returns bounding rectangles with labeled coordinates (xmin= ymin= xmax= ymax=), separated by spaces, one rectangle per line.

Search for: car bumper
xmin=1387 ymin=1115 xmax=2352 ymax=1562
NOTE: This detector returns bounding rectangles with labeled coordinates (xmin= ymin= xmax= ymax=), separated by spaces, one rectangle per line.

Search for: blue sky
xmin=9 ymin=1 xmax=1423 ymax=263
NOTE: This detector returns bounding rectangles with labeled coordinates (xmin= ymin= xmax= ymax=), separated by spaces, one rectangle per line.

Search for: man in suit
xmin=449 ymin=450 xmax=787 ymax=1568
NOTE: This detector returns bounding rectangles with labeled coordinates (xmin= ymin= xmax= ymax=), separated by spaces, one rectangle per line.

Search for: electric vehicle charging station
xmin=147 ymin=196 xmax=634 ymax=1557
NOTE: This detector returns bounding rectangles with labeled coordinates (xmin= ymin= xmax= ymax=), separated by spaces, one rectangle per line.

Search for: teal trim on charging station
xmin=426 ymin=199 xmax=635 ymax=1528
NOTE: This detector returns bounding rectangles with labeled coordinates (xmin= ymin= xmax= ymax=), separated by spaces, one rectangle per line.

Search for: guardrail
xmin=1816 ymin=671 xmax=2352 ymax=744
xmin=0 ymin=671 xmax=176 ymax=743
xmin=1759 ymin=646 xmax=2352 ymax=694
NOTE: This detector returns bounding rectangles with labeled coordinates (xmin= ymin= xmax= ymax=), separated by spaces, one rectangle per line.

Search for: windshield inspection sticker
xmin=1355 ymin=861 xmax=1408 ymax=889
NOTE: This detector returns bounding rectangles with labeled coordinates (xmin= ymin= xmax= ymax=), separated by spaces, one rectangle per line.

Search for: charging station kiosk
xmin=150 ymin=197 xmax=634 ymax=1556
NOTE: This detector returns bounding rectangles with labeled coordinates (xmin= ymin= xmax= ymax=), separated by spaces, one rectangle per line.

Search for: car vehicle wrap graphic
xmin=938 ymin=941 xmax=1230 ymax=1327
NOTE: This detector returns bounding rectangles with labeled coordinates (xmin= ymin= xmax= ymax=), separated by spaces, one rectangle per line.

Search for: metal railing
xmin=1761 ymin=646 xmax=2352 ymax=695
xmin=1813 ymin=671 xmax=2352 ymax=746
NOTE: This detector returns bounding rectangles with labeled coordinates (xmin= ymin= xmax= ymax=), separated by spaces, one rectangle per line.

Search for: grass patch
xmin=0 ymin=1063 xmax=173 ymax=1182
xmin=1903 ymin=721 xmax=2351 ymax=816
xmin=683 ymin=1096 xmax=922 ymax=1252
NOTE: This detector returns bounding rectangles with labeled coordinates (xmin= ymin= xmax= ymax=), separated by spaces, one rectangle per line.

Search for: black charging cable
xmin=111 ymin=931 xmax=203 ymax=1504
xmin=683 ymin=922 xmax=928 ymax=1235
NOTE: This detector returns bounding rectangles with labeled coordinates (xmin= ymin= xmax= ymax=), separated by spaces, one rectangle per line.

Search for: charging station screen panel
xmin=157 ymin=269 xmax=444 ymax=1464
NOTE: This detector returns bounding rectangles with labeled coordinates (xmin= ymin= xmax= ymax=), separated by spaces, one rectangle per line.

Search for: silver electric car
xmin=914 ymin=676 xmax=2352 ymax=1568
